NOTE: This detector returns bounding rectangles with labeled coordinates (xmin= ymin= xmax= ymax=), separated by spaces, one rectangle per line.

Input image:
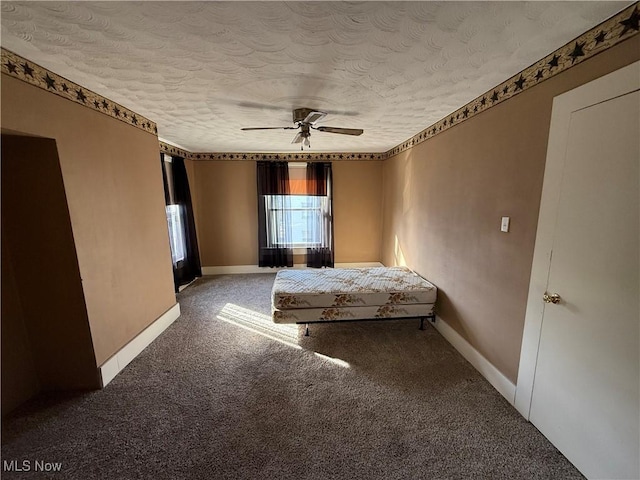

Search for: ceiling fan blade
xmin=241 ymin=126 xmax=296 ymax=131
xmin=236 ymin=101 xmax=285 ymax=112
xmin=291 ymin=132 xmax=303 ymax=144
xmin=302 ymin=110 xmax=327 ymax=124
xmin=314 ymin=126 xmax=364 ymax=136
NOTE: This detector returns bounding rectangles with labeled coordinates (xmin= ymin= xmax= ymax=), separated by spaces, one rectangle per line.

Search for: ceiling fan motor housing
xmin=293 ymin=107 xmax=324 ymax=124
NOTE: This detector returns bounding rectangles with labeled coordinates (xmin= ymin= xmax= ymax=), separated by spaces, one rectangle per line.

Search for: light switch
xmin=501 ymin=216 xmax=510 ymax=232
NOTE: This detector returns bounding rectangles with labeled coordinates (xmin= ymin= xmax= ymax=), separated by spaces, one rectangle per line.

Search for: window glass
xmin=265 ymin=194 xmax=327 ymax=247
xmin=166 ymin=204 xmax=186 ymax=265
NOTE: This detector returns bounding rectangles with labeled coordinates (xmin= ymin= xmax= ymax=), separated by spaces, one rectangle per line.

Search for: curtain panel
xmin=161 ymin=154 xmax=202 ymax=291
xmin=306 ymin=162 xmax=334 ymax=268
xmin=160 ymin=153 xmax=171 ymax=205
xmin=257 ymin=161 xmax=294 ymax=267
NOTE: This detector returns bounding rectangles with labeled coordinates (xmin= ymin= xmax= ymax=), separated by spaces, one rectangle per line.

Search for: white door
xmin=517 ymin=62 xmax=639 ymax=480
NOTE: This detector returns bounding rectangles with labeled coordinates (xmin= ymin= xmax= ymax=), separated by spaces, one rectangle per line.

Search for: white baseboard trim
xmin=99 ymin=303 xmax=181 ymax=387
xmin=335 ymin=262 xmax=383 ymax=268
xmin=178 ymin=278 xmax=197 ymax=292
xmin=432 ymin=315 xmax=516 ymax=405
xmin=202 ymin=262 xmax=383 ymax=275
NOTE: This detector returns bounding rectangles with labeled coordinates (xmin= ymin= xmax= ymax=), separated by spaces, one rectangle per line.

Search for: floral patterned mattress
xmin=271 ymin=266 xmax=436 ymax=324
xmin=273 ymin=303 xmax=433 ymax=324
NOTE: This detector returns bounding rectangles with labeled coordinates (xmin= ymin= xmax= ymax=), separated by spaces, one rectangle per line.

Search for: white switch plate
xmin=501 ymin=216 xmax=510 ymax=232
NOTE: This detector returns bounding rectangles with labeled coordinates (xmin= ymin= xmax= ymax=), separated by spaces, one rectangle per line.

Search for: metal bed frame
xmin=299 ymin=312 xmax=436 ymax=336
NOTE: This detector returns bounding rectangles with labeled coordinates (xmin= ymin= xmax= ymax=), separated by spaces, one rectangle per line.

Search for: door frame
xmin=514 ymin=60 xmax=640 ymax=419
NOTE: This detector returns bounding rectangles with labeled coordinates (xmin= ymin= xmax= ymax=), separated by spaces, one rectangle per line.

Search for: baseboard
xmin=432 ymin=315 xmax=516 ymax=405
xmin=202 ymin=262 xmax=383 ymax=275
xmin=178 ymin=278 xmax=197 ymax=292
xmin=99 ymin=303 xmax=181 ymax=387
xmin=335 ymin=262 xmax=383 ymax=268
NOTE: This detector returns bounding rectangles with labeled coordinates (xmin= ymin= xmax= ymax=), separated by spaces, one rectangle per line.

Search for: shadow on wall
xmin=430 ymin=289 xmax=473 ymax=346
xmin=403 ymin=153 xmax=413 ymax=216
xmin=389 ymin=235 xmax=473 ymax=361
xmin=1 ymin=133 xmax=99 ymax=416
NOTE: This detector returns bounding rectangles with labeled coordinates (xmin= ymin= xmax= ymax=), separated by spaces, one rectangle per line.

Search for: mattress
xmin=272 ymin=303 xmax=433 ymax=324
xmin=271 ymin=266 xmax=437 ymax=325
xmin=272 ymin=266 xmax=437 ymax=310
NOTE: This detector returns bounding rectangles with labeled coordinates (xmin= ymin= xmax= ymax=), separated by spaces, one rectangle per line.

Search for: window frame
xmin=265 ymin=194 xmax=326 ymax=248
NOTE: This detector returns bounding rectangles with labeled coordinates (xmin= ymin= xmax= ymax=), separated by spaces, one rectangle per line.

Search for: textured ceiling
xmin=0 ymin=1 xmax=632 ymax=153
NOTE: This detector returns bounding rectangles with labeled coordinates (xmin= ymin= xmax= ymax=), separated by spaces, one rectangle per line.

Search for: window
xmin=257 ymin=160 xmax=333 ymax=268
xmin=163 ymin=155 xmax=187 ymax=266
xmin=265 ymin=194 xmax=327 ymax=247
xmin=160 ymin=152 xmax=201 ymax=289
xmin=165 ymin=204 xmax=186 ymax=265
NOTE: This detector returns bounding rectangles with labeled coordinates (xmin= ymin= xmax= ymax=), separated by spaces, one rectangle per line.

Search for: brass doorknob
xmin=543 ymin=292 xmax=561 ymax=304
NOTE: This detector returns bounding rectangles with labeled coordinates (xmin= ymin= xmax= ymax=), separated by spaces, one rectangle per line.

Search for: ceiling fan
xmin=241 ymin=107 xmax=363 ymax=150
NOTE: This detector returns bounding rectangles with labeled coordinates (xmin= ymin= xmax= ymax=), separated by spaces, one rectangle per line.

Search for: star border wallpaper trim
xmin=164 ymin=3 xmax=638 ymax=162
xmin=386 ymin=3 xmax=639 ymax=158
xmin=2 ymin=3 xmax=638 ymax=161
xmin=160 ymin=141 xmax=386 ymax=162
xmin=1 ymin=48 xmax=157 ymax=136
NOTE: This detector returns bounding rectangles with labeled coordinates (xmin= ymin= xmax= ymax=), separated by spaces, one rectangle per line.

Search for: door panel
xmin=529 ymin=91 xmax=639 ymax=479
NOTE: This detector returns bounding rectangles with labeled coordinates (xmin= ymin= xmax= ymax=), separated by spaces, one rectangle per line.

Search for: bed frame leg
xmin=304 ymin=324 xmax=310 ymax=336
xmin=420 ymin=314 xmax=436 ymax=330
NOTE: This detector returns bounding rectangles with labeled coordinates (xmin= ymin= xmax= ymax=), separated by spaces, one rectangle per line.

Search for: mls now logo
xmin=3 ymin=460 xmax=62 ymax=472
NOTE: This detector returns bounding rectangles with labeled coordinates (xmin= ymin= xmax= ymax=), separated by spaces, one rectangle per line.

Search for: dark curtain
xmin=161 ymin=154 xmax=202 ymax=291
xmin=160 ymin=153 xmax=171 ymax=205
xmin=306 ymin=162 xmax=334 ymax=268
xmin=257 ymin=161 xmax=293 ymax=267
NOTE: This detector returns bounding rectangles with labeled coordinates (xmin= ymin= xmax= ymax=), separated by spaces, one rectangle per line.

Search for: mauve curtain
xmin=257 ymin=161 xmax=293 ymax=267
xmin=306 ymin=162 xmax=334 ymax=268
xmin=169 ymin=155 xmax=202 ymax=290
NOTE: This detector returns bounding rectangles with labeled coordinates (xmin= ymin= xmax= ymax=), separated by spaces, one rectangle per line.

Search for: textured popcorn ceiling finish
xmin=0 ymin=1 xmax=631 ymax=153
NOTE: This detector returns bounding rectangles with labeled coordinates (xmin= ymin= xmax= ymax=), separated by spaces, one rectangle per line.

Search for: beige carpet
xmin=1 ymin=274 xmax=583 ymax=479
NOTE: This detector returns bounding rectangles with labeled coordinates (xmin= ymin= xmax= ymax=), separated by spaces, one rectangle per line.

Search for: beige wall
xmin=190 ymin=160 xmax=383 ymax=266
xmin=191 ymin=160 xmax=259 ymax=266
xmin=381 ymin=37 xmax=640 ymax=383
xmin=1 ymin=75 xmax=177 ymax=366
xmin=2 ymin=135 xmax=100 ymax=413
xmin=332 ymin=161 xmax=382 ymax=263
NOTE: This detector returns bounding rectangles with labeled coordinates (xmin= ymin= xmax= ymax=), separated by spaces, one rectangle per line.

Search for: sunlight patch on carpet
xmin=217 ymin=303 xmax=301 ymax=349
xmin=313 ymin=352 xmax=350 ymax=368
xmin=216 ymin=303 xmax=351 ymax=367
